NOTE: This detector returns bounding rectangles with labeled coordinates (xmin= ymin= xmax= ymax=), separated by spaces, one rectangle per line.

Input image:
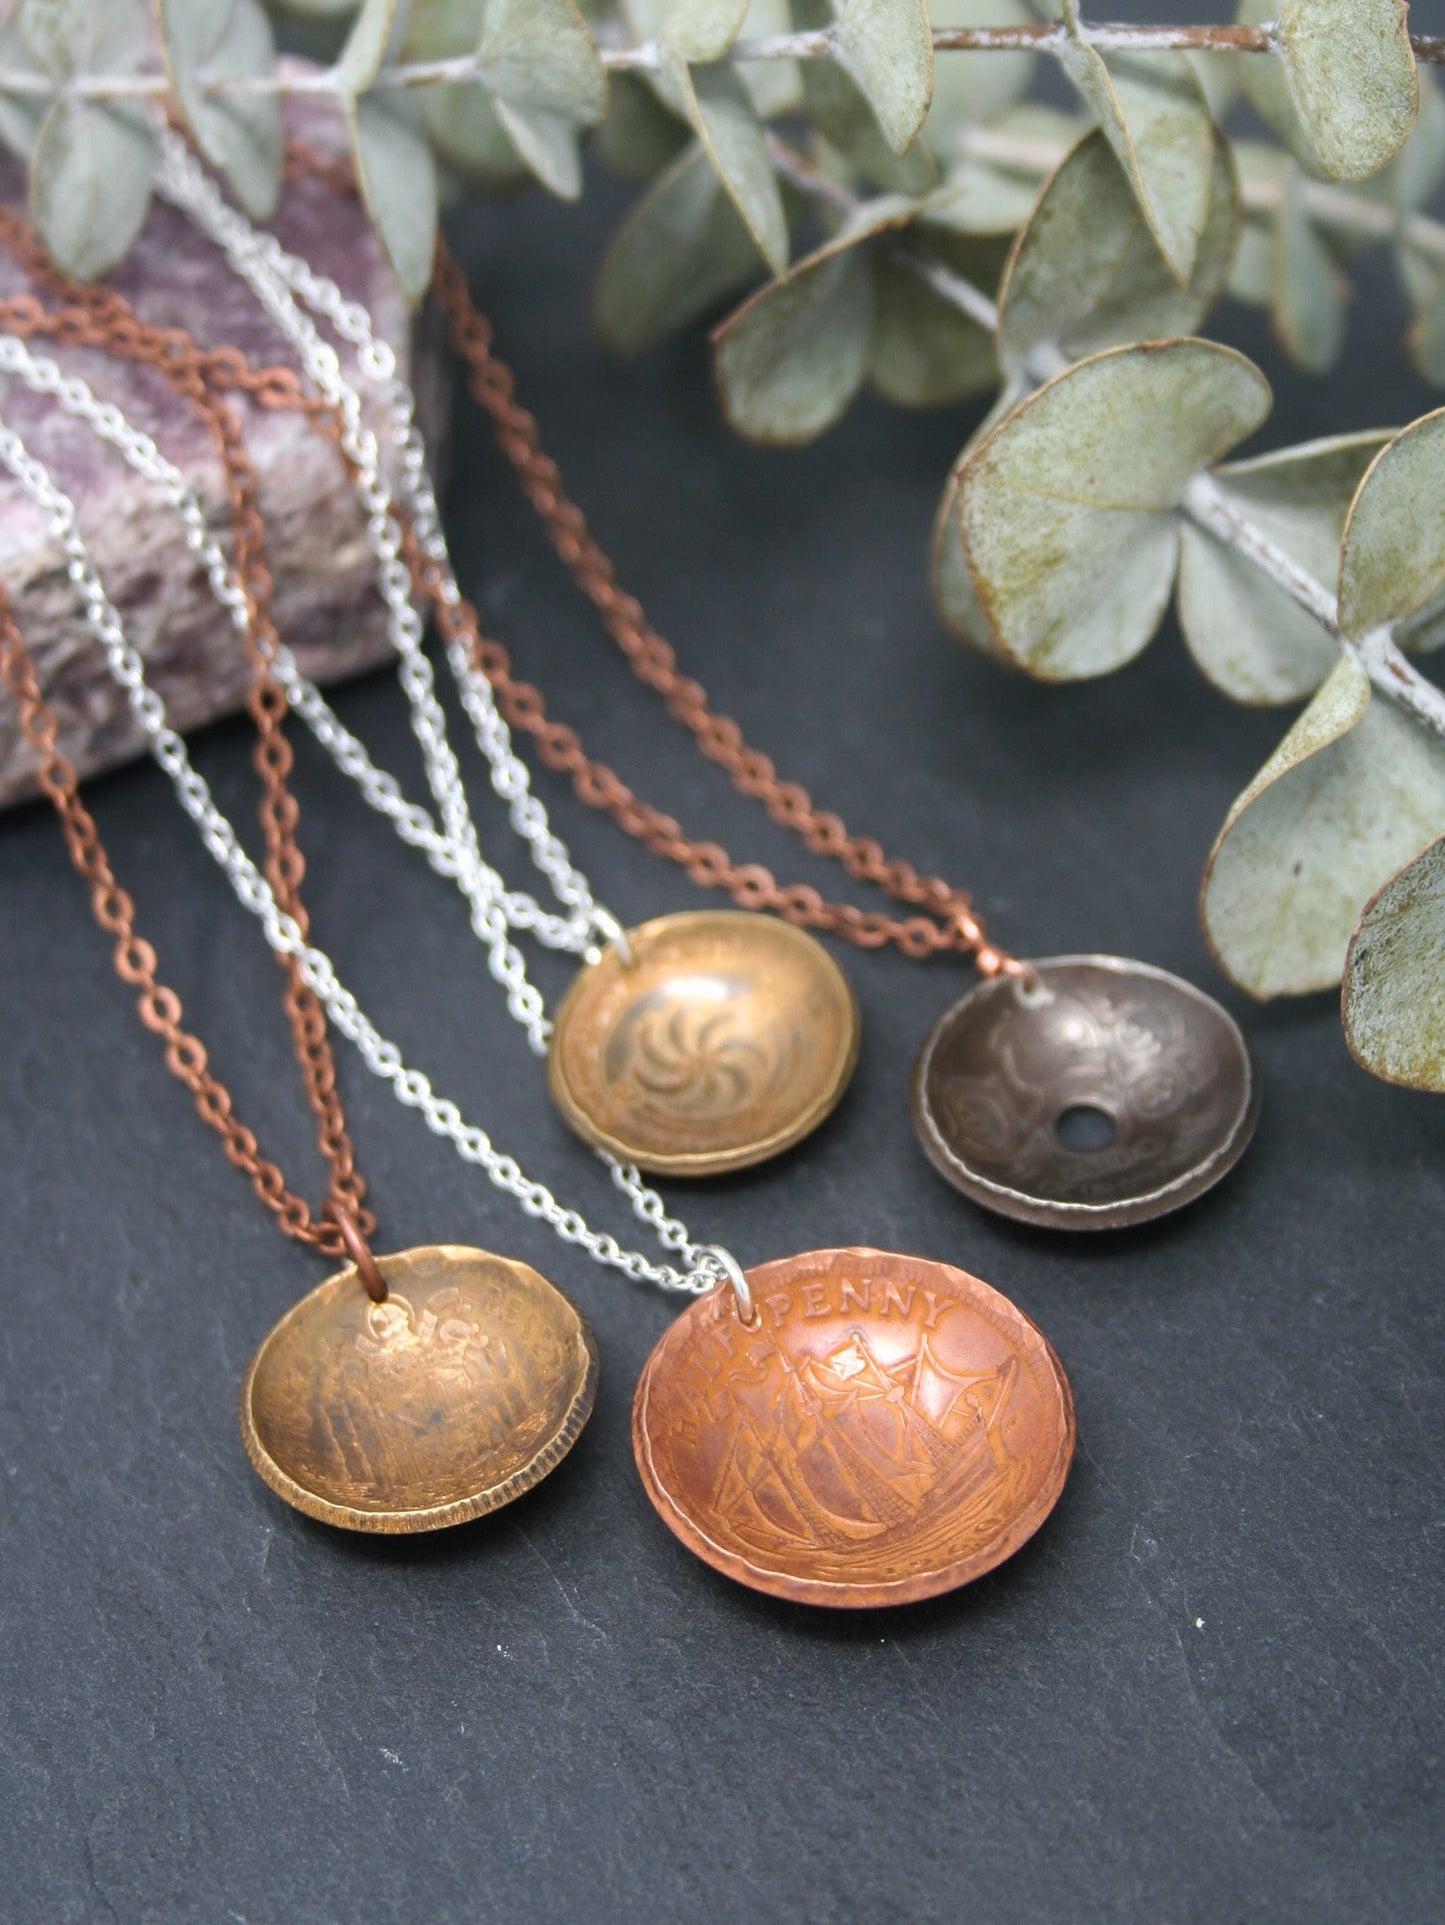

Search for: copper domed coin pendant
xmin=547 ymin=911 xmax=860 ymax=1177
xmin=912 ymin=955 xmax=1259 ymax=1230
xmin=633 ymin=1247 xmax=1074 ymax=1607
xmin=241 ymin=1246 xmax=598 ymax=1532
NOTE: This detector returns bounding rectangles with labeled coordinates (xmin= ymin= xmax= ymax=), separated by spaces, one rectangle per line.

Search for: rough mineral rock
xmin=0 ymin=107 xmax=447 ymax=807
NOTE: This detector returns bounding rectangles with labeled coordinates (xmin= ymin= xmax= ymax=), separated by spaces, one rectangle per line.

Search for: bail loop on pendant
xmin=700 ymin=1245 xmax=754 ymax=1326
xmin=585 ymin=906 xmax=633 ymax=968
xmin=326 ymin=1203 xmax=388 ymax=1303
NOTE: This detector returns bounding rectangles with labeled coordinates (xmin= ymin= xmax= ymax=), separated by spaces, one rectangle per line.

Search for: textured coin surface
xmin=912 ymin=955 xmax=1259 ymax=1229
xmin=547 ymin=911 xmax=860 ymax=1176
xmin=241 ymin=1246 xmax=598 ymax=1532
xmin=633 ymin=1247 xmax=1074 ymax=1607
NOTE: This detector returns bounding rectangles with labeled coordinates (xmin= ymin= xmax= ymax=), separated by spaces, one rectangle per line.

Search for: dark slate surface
xmin=3 ymin=160 xmax=1444 ymax=1925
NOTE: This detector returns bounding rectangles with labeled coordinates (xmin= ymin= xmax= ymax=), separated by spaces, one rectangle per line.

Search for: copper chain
xmin=281 ymin=146 xmax=1020 ymax=976
xmin=0 ymin=216 xmax=372 ymax=1260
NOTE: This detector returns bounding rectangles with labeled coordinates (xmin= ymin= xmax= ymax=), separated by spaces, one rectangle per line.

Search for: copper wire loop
xmin=326 ymin=1204 xmax=388 ymax=1303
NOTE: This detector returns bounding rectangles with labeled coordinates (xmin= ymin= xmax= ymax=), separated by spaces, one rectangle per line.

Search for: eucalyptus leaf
xmin=1343 ymin=834 xmax=1445 ymax=1090
xmin=1274 ymin=165 xmax=1348 ymax=374
xmin=1057 ymin=44 xmax=1213 ymax=284
xmin=918 ymin=163 xmax=1040 ymax=238
xmin=868 ymin=249 xmax=997 ymax=407
xmin=711 ymin=195 xmax=916 ymax=439
xmin=593 ymin=141 xmax=764 ymax=354
xmin=160 ymin=0 xmax=283 ymax=220
xmin=1178 ymin=432 xmax=1390 ymax=704
xmin=662 ymin=0 xmax=750 ymax=64
xmin=957 ymin=340 xmax=1272 ymax=679
xmin=1202 ymin=657 xmax=1445 ymax=996
xmin=1228 ymin=219 xmax=1275 ymax=308
xmin=736 ymin=0 xmax=802 ymax=119
xmin=660 ymin=51 xmax=788 ymax=272
xmin=1388 ymin=68 xmax=1445 ymax=217
xmin=923 ymin=0 xmax=1036 ymax=158
xmin=832 ymin=0 xmax=934 ymax=158
xmin=1410 ymin=280 xmax=1445 ymax=387
xmin=21 ymin=0 xmax=149 ymax=78
xmin=1237 ymin=0 xmax=1418 ymax=182
xmin=29 ymin=95 xmax=155 ymax=281
xmin=404 ymin=0 xmax=531 ymax=187
xmin=338 ymin=0 xmax=409 ymax=95
xmin=598 ymin=72 xmax=691 ymax=179
xmin=492 ymin=100 xmax=584 ymax=198
xmin=997 ymin=127 xmax=1239 ymax=377
xmin=1338 ymin=407 xmax=1445 ymax=638
xmin=931 ymin=382 xmax=1027 ymax=659
xmin=0 ymin=14 xmax=47 ymax=163
xmin=348 ymin=89 xmax=439 ymax=301
xmin=795 ymin=0 xmax=937 ymax=195
xmin=479 ymin=0 xmax=607 ymax=126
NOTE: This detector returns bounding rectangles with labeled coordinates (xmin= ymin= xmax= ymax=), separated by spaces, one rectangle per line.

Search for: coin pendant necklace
xmin=0 ymin=305 xmax=1073 ymax=1604
xmin=150 ymin=136 xmax=861 ymax=1184
xmin=0 ymin=433 xmax=597 ymax=1536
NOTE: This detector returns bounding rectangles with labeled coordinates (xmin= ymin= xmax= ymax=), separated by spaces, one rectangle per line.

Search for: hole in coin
xmin=1054 ymin=1104 xmax=1118 ymax=1152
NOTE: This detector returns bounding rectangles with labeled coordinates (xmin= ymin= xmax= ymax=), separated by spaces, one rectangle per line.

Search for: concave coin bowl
xmin=912 ymin=956 xmax=1259 ymax=1230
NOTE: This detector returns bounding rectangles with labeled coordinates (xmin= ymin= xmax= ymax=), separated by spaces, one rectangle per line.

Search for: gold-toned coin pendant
xmin=912 ymin=955 xmax=1259 ymax=1230
xmin=633 ymin=1247 xmax=1074 ymax=1608
xmin=548 ymin=910 xmax=860 ymax=1177
xmin=241 ymin=1245 xmax=598 ymax=1532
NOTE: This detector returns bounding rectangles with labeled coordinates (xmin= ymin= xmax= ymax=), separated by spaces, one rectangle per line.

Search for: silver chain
xmin=0 ymin=347 xmax=734 ymax=1300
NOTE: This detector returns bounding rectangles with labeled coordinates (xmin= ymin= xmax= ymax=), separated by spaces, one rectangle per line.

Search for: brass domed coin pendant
xmin=241 ymin=1246 xmax=598 ymax=1532
xmin=547 ymin=911 xmax=860 ymax=1176
xmin=912 ymin=956 xmax=1260 ymax=1230
xmin=633 ymin=1248 xmax=1074 ymax=1607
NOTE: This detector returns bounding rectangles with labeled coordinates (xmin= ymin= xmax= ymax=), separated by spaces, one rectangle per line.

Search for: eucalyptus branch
xmin=1186 ymin=474 xmax=1445 ymax=737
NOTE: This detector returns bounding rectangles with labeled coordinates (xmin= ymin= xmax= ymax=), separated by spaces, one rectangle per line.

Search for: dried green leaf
xmin=1343 ymin=833 xmax=1445 ymax=1090
xmin=957 ymin=340 xmax=1272 ymax=680
xmin=479 ymin=0 xmax=607 ymax=125
xmin=997 ymin=127 xmax=1239 ymax=377
xmin=794 ymin=0 xmax=937 ymax=195
xmin=923 ymin=0 xmax=1036 ymax=155
xmin=868 ymin=249 xmax=997 ymax=407
xmin=347 ymin=89 xmax=439 ymax=301
xmin=662 ymin=0 xmax=750 ymax=64
xmin=1338 ymin=408 xmax=1445 ymax=638
xmin=23 ymin=0 xmax=148 ymax=76
xmin=598 ymin=72 xmax=691 ymax=179
xmin=1057 ymin=44 xmax=1214 ymax=283
xmin=1202 ymin=657 xmax=1445 ymax=996
xmin=711 ymin=196 xmax=916 ymax=439
xmin=1274 ymin=165 xmax=1348 ymax=374
xmin=660 ymin=50 xmax=787 ymax=271
xmin=0 ymin=14 xmax=47 ymax=163
xmin=593 ymin=141 xmax=763 ymax=354
xmin=160 ymin=0 xmax=283 ymax=220
xmin=29 ymin=95 xmax=155 ymax=281
xmin=832 ymin=0 xmax=933 ymax=157
xmin=1237 ymin=0 xmax=1419 ymax=182
xmin=931 ymin=383 xmax=1027 ymax=658
xmin=1178 ymin=432 xmax=1390 ymax=704
xmin=338 ymin=0 xmax=409 ymax=94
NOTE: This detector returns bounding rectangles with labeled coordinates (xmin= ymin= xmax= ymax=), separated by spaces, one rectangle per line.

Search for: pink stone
xmin=0 ymin=103 xmax=444 ymax=806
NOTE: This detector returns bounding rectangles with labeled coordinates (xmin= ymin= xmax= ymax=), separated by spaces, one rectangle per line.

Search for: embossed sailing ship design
xmin=710 ymin=1332 xmax=1022 ymax=1555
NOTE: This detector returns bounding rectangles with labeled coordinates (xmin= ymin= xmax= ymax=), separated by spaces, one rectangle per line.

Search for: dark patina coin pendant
xmin=241 ymin=1246 xmax=598 ymax=1532
xmin=634 ymin=1247 xmax=1075 ymax=1608
xmin=912 ymin=955 xmax=1259 ymax=1230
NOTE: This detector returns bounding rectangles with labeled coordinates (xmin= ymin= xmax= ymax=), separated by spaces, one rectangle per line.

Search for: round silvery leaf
xmin=1338 ymin=408 xmax=1445 ymax=640
xmin=597 ymin=75 xmax=691 ymax=181
xmin=1236 ymin=0 xmax=1419 ymax=183
xmin=997 ymin=126 xmax=1239 ymax=377
xmin=1273 ymin=165 xmax=1348 ymax=374
xmin=794 ymin=2 xmax=938 ymax=196
xmin=930 ymin=383 xmax=1026 ymax=659
xmin=829 ymin=0 xmax=934 ymax=158
xmin=478 ymin=0 xmax=607 ymax=128
xmin=923 ymin=0 xmax=1036 ymax=158
xmin=711 ymin=196 xmax=916 ymax=440
xmin=957 ymin=339 xmax=1272 ymax=680
xmin=160 ymin=0 xmax=282 ymax=220
xmin=593 ymin=142 xmax=764 ymax=354
xmin=1343 ymin=834 xmax=1445 ymax=1090
xmin=1178 ymin=431 xmax=1390 ymax=705
xmin=1056 ymin=43 xmax=1214 ymax=284
xmin=29 ymin=95 xmax=155 ymax=281
xmin=658 ymin=49 xmax=787 ymax=272
xmin=1202 ymin=657 xmax=1445 ymax=997
xmin=347 ymin=89 xmax=438 ymax=302
xmin=867 ymin=249 xmax=998 ymax=409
